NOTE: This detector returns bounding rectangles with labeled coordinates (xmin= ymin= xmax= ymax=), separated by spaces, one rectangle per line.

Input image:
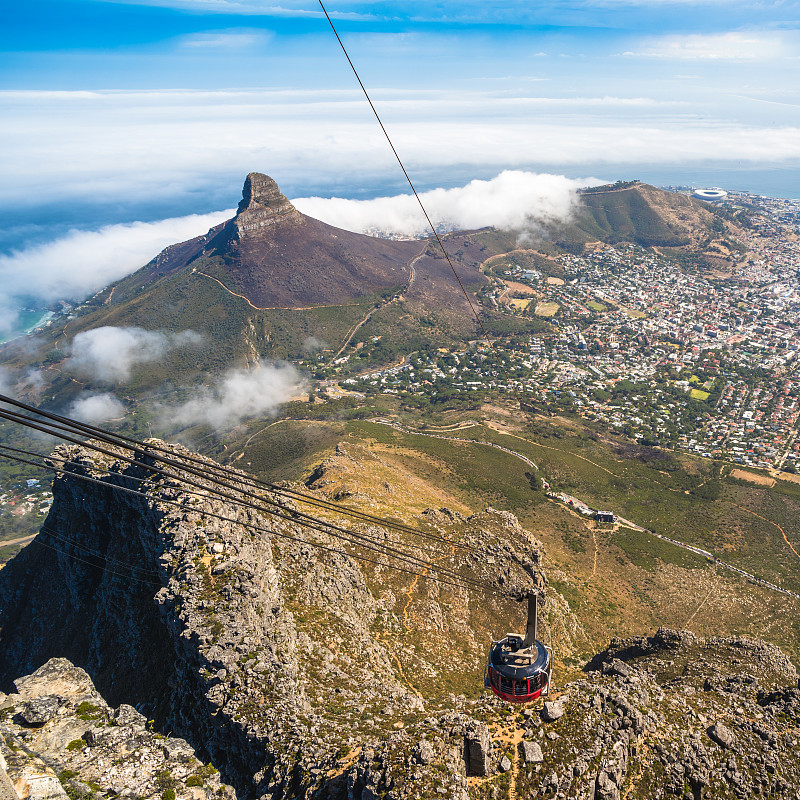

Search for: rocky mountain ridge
xmin=1 ymin=440 xmax=798 ymax=799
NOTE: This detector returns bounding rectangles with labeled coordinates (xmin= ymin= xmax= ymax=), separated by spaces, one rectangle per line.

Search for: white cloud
xmin=0 ymin=299 xmax=21 ymax=338
xmin=67 ymin=327 xmax=203 ymax=383
xmin=0 ymin=210 xmax=233 ymax=318
xmin=69 ymin=393 xmax=127 ymax=424
xmin=162 ymin=360 xmax=304 ymax=431
xmin=294 ymin=170 xmax=592 ymax=236
xmin=623 ymin=31 xmax=799 ymax=60
xmin=0 ymin=366 xmax=45 ymax=403
xmin=302 ymin=335 xmax=327 ymax=352
xmin=179 ymin=30 xmax=272 ymax=49
xmin=3 ymin=88 xmax=800 ymax=223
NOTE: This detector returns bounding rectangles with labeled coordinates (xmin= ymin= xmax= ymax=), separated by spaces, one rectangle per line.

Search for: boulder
xmin=13 ymin=660 xmax=100 ymax=705
xmin=603 ymin=660 xmax=632 ymax=678
xmin=415 ymin=740 xmax=435 ymax=766
xmin=708 ymin=722 xmax=736 ymax=749
xmin=18 ymin=697 xmax=60 ymax=727
xmin=595 ymin=769 xmax=621 ymax=800
xmin=464 ymin=722 xmax=492 ymax=777
xmin=521 ymin=741 xmax=543 ymax=764
xmin=541 ymin=700 xmax=565 ymax=722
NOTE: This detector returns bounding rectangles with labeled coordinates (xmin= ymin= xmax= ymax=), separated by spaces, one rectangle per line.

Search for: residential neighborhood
xmin=335 ymin=191 xmax=800 ymax=472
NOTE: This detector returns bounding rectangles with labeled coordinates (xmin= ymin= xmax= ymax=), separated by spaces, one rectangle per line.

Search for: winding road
xmin=368 ymin=419 xmax=800 ymax=603
xmin=327 ymin=249 xmax=424 ymax=366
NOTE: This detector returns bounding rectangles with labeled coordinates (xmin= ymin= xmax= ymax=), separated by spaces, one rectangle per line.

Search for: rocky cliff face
xmin=0 ymin=441 xmax=547 ymax=798
xmin=1 ymin=441 xmax=799 ymax=799
xmin=234 ymin=173 xmax=303 ymax=238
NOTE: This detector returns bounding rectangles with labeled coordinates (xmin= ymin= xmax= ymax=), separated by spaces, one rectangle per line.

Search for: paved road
xmin=327 ymin=250 xmax=424 ymax=365
xmin=371 ymin=419 xmax=540 ymax=471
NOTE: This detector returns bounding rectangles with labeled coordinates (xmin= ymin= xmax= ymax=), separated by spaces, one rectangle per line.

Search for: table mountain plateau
xmin=1 ymin=441 xmax=798 ymax=800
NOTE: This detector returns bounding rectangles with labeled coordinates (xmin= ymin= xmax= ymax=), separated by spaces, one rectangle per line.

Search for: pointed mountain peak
xmin=234 ymin=172 xmax=302 ymax=237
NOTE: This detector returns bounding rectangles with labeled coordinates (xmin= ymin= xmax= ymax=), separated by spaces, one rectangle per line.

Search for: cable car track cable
xmin=317 ymin=0 xmax=522 ymax=396
xmin=0 ymin=405 xmax=488 ymax=583
xmin=0 ymin=424 xmax=490 ymax=594
xmin=0 ymin=434 xmax=485 ymax=591
xmin=0 ymin=445 xmax=506 ymax=596
xmin=0 ymin=393 xmax=482 ymax=555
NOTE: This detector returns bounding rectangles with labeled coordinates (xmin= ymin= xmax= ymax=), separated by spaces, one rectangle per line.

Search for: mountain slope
xmin=536 ymin=181 xmax=738 ymax=254
xmin=0 ymin=176 xmax=737 ymax=396
xmin=24 ymin=173 xmax=494 ymax=384
xmin=108 ymin=173 xmax=425 ymax=310
xmin=1 ymin=441 xmax=799 ymax=799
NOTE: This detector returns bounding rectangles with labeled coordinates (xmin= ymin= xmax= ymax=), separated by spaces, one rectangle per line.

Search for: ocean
xmin=0 ymin=310 xmax=54 ymax=346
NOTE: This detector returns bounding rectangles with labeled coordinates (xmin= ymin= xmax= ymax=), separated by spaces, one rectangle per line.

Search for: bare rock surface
xmin=0 ymin=658 xmax=233 ymax=800
xmin=0 ymin=441 xmax=548 ymax=798
xmin=234 ymin=172 xmax=303 ymax=237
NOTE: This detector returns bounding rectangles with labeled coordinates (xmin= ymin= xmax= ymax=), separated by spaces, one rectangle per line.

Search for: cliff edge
xmin=1 ymin=441 xmax=798 ymax=799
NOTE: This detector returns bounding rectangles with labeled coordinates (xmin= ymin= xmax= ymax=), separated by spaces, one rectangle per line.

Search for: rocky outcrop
xmin=0 ymin=658 xmax=233 ymax=800
xmin=341 ymin=622 xmax=800 ymax=800
xmin=504 ymin=627 xmax=800 ymax=800
xmin=234 ymin=173 xmax=303 ymax=238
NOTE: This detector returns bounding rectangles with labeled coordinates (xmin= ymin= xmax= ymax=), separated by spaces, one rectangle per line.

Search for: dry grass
xmin=534 ymin=302 xmax=560 ymax=317
xmin=730 ymin=468 xmax=775 ymax=487
xmin=502 ymin=281 xmax=538 ymax=295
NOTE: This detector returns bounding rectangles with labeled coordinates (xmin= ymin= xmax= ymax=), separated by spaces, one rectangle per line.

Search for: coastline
xmin=0 ymin=310 xmax=54 ymax=346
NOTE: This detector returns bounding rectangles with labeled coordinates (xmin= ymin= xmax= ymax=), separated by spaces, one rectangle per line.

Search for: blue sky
xmin=1 ymin=0 xmax=799 ymax=258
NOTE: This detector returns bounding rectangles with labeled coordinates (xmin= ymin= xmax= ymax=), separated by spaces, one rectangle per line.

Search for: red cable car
xmin=485 ymin=592 xmax=552 ymax=703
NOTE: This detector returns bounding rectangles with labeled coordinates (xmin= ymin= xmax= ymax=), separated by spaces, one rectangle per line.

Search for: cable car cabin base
xmin=484 ymin=592 xmax=552 ymax=704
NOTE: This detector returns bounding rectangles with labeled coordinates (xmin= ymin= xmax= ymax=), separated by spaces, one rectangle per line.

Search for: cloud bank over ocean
xmin=293 ymin=171 xmax=590 ymax=237
xmin=2 ymin=88 xmax=799 ymax=226
xmin=0 ymin=210 xmax=232 ymax=335
xmin=0 ymin=171 xmax=592 ymax=334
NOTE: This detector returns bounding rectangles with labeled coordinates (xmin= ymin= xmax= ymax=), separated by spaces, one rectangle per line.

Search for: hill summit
xmin=233 ymin=172 xmax=303 ymax=238
xmin=40 ymin=171 xmax=490 ymax=377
